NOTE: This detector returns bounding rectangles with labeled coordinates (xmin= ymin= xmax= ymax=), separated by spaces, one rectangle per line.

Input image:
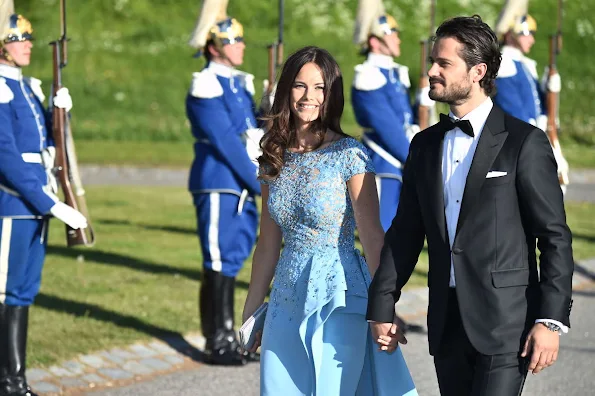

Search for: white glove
xmin=536 ymin=115 xmax=548 ymax=132
xmin=53 ymin=87 xmax=73 ymax=112
xmin=50 ymin=202 xmax=88 ymax=229
xmin=260 ymin=79 xmax=276 ymax=113
xmin=551 ymin=142 xmax=569 ymax=187
xmin=244 ymin=128 xmax=265 ymax=165
xmin=541 ymin=67 xmax=561 ymax=93
xmin=406 ymin=124 xmax=421 ymax=142
xmin=41 ymin=147 xmax=58 ymax=194
xmin=417 ymin=86 xmax=435 ymax=107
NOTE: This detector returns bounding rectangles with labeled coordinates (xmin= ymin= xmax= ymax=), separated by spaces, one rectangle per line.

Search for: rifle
xmin=545 ymin=0 xmax=569 ymax=185
xmin=266 ymin=0 xmax=284 ymax=96
xmin=50 ymin=0 xmax=95 ymax=247
xmin=417 ymin=0 xmax=436 ymax=130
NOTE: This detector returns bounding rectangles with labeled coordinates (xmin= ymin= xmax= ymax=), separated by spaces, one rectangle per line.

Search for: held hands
xmin=50 ymin=202 xmax=88 ymax=229
xmin=370 ymin=319 xmax=407 ymax=354
xmin=521 ymin=323 xmax=560 ymax=374
xmin=52 ymin=87 xmax=73 ymax=112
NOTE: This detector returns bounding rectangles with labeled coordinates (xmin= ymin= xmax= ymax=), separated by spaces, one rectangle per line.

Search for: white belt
xmin=21 ymin=153 xmax=42 ymax=164
xmin=361 ymin=134 xmax=403 ymax=169
xmin=237 ymin=189 xmax=249 ymax=214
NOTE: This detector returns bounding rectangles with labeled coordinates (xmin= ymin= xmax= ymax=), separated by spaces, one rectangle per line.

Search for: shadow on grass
xmin=573 ymin=289 xmax=595 ymax=297
xmin=573 ymin=232 xmax=595 ymax=244
xmin=574 ymin=260 xmax=595 ymax=281
xmin=46 ymin=245 xmax=250 ymax=290
xmin=97 ymin=219 xmax=196 ymax=236
xmin=35 ymin=292 xmax=207 ymax=363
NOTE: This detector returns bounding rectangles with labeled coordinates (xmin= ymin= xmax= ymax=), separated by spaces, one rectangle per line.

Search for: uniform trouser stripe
xmin=208 ymin=193 xmax=222 ymax=272
xmin=0 ymin=218 xmax=13 ymax=303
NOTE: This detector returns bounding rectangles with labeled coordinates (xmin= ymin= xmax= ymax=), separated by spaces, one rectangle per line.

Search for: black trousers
xmin=433 ymin=289 xmax=528 ymax=396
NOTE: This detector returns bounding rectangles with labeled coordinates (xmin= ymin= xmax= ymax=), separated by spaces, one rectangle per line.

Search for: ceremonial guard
xmin=0 ymin=1 xmax=87 ymax=395
xmin=186 ymin=0 xmax=262 ymax=365
xmin=494 ymin=0 xmax=569 ymax=192
xmin=351 ymin=0 xmax=435 ymax=231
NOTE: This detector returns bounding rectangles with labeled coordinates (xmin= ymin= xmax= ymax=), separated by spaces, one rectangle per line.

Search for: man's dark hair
xmin=434 ymin=15 xmax=502 ymax=96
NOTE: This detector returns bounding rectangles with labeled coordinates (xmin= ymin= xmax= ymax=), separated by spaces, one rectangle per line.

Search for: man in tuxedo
xmin=367 ymin=15 xmax=573 ymax=396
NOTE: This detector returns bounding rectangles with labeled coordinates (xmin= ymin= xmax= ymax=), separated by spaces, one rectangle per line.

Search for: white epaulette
xmin=521 ymin=56 xmax=538 ymax=79
xmin=353 ymin=63 xmax=387 ymax=91
xmin=234 ymin=70 xmax=255 ymax=96
xmin=0 ymin=77 xmax=14 ymax=103
xmin=24 ymin=77 xmax=46 ymax=103
xmin=394 ymin=63 xmax=411 ymax=88
xmin=497 ymin=53 xmax=518 ymax=79
xmin=190 ymin=70 xmax=224 ymax=99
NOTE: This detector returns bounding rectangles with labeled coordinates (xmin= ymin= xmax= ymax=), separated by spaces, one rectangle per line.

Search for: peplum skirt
xmin=260 ymin=250 xmax=417 ymax=396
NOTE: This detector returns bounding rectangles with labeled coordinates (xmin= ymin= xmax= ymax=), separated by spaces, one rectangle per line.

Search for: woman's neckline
xmin=287 ymin=136 xmax=347 ymax=155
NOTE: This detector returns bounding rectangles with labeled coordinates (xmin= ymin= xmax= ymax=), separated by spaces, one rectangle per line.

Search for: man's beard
xmin=429 ymin=77 xmax=472 ymax=105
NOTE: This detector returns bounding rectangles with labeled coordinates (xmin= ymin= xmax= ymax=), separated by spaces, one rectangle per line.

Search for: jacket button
xmin=453 ymin=247 xmax=463 ymax=255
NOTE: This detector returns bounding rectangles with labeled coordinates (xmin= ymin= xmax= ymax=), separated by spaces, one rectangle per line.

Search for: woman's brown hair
xmin=258 ymin=46 xmax=346 ymax=181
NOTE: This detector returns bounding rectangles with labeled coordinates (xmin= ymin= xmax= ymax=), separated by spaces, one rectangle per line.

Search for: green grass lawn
xmin=18 ymin=0 xmax=595 ymax=148
xmin=29 ymin=186 xmax=595 ymax=367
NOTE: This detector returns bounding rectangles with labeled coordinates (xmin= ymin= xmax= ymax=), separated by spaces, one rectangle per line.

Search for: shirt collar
xmin=207 ymin=61 xmax=235 ymax=78
xmin=0 ymin=64 xmax=22 ymax=80
xmin=448 ymin=97 xmax=494 ymax=139
xmin=365 ymin=53 xmax=394 ymax=70
xmin=501 ymin=45 xmax=523 ymax=61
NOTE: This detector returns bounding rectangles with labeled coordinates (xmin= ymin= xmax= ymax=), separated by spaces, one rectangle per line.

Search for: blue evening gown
xmin=259 ymin=137 xmax=417 ymax=396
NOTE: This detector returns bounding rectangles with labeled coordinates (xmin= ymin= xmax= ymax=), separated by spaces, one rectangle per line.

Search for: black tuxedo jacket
xmin=366 ymin=105 xmax=574 ymax=356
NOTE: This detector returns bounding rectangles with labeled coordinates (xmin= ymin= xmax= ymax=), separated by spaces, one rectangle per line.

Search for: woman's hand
xmin=242 ymin=299 xmax=264 ymax=325
xmin=243 ymin=330 xmax=263 ymax=354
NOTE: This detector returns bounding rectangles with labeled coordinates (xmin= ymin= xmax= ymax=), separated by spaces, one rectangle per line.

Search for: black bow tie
xmin=440 ymin=113 xmax=474 ymax=137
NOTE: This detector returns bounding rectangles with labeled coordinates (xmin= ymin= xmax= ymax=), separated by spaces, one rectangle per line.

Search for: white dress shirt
xmin=441 ymin=97 xmax=567 ymax=333
xmin=442 ymin=97 xmax=493 ymax=287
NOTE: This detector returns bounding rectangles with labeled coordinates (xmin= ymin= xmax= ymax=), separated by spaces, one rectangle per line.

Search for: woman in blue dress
xmin=242 ymin=46 xmax=417 ymax=396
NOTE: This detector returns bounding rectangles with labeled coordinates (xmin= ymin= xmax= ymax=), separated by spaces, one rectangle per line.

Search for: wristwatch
xmin=540 ymin=322 xmax=562 ymax=334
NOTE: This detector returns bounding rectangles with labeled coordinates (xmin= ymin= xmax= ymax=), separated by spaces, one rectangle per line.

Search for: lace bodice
xmin=261 ymin=137 xmax=375 ymax=322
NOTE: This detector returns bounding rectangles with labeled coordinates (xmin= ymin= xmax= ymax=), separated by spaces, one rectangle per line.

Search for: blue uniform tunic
xmin=0 ymin=64 xmax=56 ymax=306
xmin=494 ymin=45 xmax=546 ymax=129
xmin=186 ymin=61 xmax=261 ymax=277
xmin=351 ymin=53 xmax=415 ymax=231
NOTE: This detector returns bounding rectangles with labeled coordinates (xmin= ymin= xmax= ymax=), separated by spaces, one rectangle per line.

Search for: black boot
xmin=223 ymin=278 xmax=259 ymax=364
xmin=0 ymin=303 xmax=9 ymax=395
xmin=1 ymin=306 xmax=38 ymax=396
xmin=200 ymin=270 xmax=246 ymax=365
xmin=199 ymin=272 xmax=215 ymax=345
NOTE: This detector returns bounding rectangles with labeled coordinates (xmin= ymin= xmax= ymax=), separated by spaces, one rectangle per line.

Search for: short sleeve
xmin=340 ymin=139 xmax=375 ymax=182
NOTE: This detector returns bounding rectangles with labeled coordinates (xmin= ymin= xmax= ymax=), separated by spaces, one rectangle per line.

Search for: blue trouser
xmin=376 ymin=176 xmax=402 ymax=232
xmin=0 ymin=218 xmax=47 ymax=306
xmin=193 ymin=192 xmax=258 ymax=278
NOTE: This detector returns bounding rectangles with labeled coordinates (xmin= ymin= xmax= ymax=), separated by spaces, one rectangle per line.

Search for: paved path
xmin=31 ymin=258 xmax=595 ymax=395
xmin=84 ymin=283 xmax=595 ymax=396
xmin=80 ymin=166 xmax=595 ymax=203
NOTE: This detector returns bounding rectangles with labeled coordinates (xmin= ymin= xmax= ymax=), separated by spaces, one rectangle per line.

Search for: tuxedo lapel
xmin=455 ymin=106 xmax=508 ymax=236
xmin=426 ymin=128 xmax=448 ymax=244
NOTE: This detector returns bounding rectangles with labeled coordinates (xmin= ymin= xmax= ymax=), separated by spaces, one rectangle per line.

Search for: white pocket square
xmin=486 ymin=171 xmax=507 ymax=178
